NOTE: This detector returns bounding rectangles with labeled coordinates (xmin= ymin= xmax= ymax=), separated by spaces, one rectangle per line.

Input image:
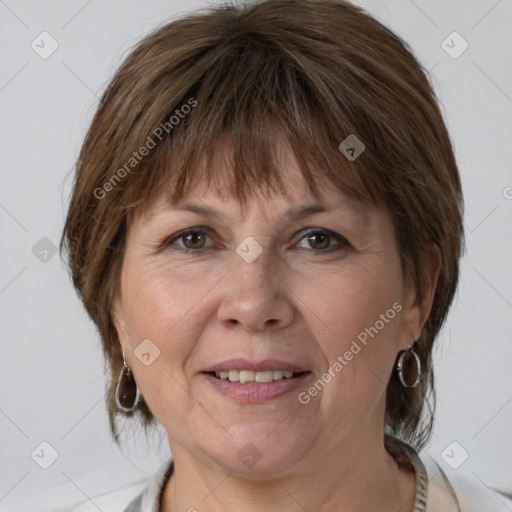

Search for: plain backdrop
xmin=1 ymin=0 xmax=511 ymax=510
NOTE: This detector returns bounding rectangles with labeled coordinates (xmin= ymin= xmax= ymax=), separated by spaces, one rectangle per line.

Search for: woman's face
xmin=114 ymin=146 xmax=424 ymax=475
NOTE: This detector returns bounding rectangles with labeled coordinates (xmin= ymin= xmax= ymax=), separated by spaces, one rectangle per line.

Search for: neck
xmin=160 ymin=428 xmax=416 ymax=512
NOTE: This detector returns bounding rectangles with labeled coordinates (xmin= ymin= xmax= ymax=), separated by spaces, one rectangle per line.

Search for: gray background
xmin=0 ymin=0 xmax=511 ymax=510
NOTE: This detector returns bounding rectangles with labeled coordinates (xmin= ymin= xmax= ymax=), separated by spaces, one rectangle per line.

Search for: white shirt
xmin=65 ymin=441 xmax=512 ymax=512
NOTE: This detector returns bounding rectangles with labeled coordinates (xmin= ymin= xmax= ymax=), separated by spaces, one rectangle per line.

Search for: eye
xmin=163 ymin=228 xmax=215 ymax=253
xmin=295 ymin=229 xmax=350 ymax=252
xmin=161 ymin=227 xmax=350 ymax=254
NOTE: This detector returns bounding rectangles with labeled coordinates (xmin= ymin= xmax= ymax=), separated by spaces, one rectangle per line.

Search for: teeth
xmin=255 ymin=371 xmax=273 ymax=383
xmin=240 ymin=370 xmax=255 ymax=384
xmin=214 ymin=369 xmax=298 ymax=383
xmin=228 ymin=370 xmax=239 ymax=382
xmin=273 ymin=370 xmax=284 ymax=380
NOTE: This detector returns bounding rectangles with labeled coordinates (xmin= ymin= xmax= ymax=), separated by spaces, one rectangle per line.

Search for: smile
xmin=202 ymin=370 xmax=312 ymax=403
xmin=211 ymin=369 xmax=300 ymax=383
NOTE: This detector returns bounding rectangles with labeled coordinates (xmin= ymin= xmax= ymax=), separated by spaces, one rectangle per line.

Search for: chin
xmin=200 ymin=425 xmax=313 ymax=477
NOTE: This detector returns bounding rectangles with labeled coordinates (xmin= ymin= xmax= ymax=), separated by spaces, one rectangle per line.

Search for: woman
xmin=60 ymin=0 xmax=511 ymax=510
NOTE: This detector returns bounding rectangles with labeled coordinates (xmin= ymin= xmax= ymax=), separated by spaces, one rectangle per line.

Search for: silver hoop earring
xmin=115 ymin=351 xmax=140 ymax=412
xmin=396 ymin=342 xmax=421 ymax=388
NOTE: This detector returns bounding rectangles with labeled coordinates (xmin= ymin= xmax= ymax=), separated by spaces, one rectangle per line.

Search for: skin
xmin=113 ymin=144 xmax=440 ymax=512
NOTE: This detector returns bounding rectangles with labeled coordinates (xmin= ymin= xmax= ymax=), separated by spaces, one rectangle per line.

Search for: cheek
xmin=118 ymin=258 xmax=223 ymax=410
xmin=292 ymin=258 xmax=403 ymax=418
xmin=116 ymin=269 xmax=192 ymax=429
xmin=297 ymin=257 xmax=402 ymax=348
xmin=120 ymin=258 xmax=216 ymax=346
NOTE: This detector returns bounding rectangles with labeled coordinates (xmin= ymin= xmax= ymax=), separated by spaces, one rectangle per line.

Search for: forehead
xmin=137 ymin=144 xmax=373 ymax=226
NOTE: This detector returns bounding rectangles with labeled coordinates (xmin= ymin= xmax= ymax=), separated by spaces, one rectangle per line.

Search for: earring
xmin=115 ymin=351 xmax=140 ymax=412
xmin=396 ymin=342 xmax=421 ymax=388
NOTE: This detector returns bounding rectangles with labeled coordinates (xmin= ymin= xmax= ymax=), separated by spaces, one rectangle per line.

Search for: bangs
xmin=122 ymin=29 xmax=378 ymax=217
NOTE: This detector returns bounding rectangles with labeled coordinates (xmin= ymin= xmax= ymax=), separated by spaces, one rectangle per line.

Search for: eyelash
xmin=160 ymin=227 xmax=351 ymax=255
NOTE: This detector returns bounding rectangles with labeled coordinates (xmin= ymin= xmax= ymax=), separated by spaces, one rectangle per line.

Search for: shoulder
xmin=420 ymin=451 xmax=512 ymax=512
xmin=64 ymin=480 xmax=147 ymax=511
xmin=66 ymin=458 xmax=173 ymax=512
xmin=121 ymin=457 xmax=174 ymax=512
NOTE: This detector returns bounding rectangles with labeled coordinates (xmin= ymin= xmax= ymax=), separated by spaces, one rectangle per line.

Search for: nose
xmin=217 ymin=248 xmax=294 ymax=333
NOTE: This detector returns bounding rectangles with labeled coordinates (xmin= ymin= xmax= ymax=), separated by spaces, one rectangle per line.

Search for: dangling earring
xmin=115 ymin=351 xmax=140 ymax=412
xmin=396 ymin=341 xmax=421 ymax=388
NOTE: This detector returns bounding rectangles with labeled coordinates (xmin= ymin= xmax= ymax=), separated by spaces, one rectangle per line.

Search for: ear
xmin=111 ymin=296 xmax=129 ymax=353
xmin=398 ymin=244 xmax=441 ymax=351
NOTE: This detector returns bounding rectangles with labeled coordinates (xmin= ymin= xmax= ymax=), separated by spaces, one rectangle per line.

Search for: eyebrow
xmin=146 ymin=202 xmax=328 ymax=225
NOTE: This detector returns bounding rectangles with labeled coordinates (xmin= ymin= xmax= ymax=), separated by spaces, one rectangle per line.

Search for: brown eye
xmin=163 ymin=228 xmax=214 ymax=253
xmin=181 ymin=231 xmax=207 ymax=249
xmin=307 ymin=232 xmax=331 ymax=250
xmin=296 ymin=229 xmax=350 ymax=253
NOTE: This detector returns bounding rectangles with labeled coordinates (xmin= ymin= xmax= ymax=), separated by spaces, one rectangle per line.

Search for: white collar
xmin=122 ymin=441 xmax=512 ymax=512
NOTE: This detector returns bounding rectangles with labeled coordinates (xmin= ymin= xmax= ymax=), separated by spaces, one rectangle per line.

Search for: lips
xmin=202 ymin=358 xmax=308 ymax=373
xmin=201 ymin=358 xmax=312 ymax=403
xmin=213 ymin=369 xmax=296 ymax=384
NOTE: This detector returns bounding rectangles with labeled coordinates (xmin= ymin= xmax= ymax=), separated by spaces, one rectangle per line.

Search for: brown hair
xmin=60 ymin=0 xmax=464 ymax=452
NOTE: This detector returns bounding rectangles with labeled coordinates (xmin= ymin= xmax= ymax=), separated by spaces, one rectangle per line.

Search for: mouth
xmin=204 ymin=369 xmax=309 ymax=384
xmin=201 ymin=359 xmax=312 ymax=403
